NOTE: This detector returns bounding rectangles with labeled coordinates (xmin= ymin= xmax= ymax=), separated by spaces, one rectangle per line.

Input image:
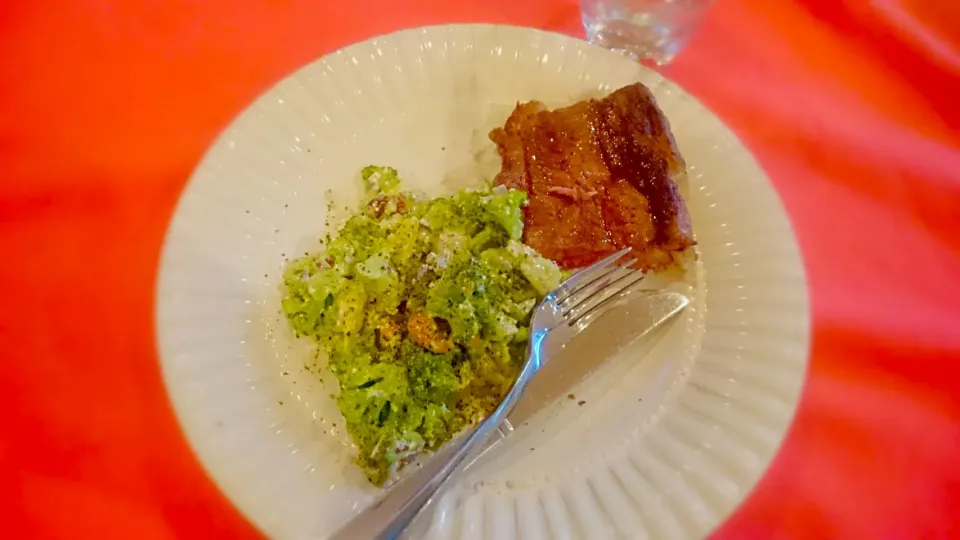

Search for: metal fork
xmin=328 ymin=248 xmax=689 ymax=540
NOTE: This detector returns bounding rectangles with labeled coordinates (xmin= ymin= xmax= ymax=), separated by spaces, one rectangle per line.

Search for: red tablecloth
xmin=4 ymin=0 xmax=960 ymax=538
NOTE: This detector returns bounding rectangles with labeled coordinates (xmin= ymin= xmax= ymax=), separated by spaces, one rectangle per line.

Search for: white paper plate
xmin=156 ymin=24 xmax=809 ymax=540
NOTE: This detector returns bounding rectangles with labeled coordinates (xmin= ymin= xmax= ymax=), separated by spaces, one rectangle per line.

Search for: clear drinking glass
xmin=580 ymin=0 xmax=715 ymax=65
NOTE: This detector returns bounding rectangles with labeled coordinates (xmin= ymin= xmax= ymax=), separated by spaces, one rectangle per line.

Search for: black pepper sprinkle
xmin=245 ymin=210 xmax=250 ymax=214
xmin=278 ymin=401 xmax=283 ymax=405
xmin=578 ymin=400 xmax=586 ymax=406
xmin=567 ymin=393 xmax=575 ymax=400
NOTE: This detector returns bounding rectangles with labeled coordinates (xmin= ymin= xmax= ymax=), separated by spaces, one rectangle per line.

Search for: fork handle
xmin=327 ymin=360 xmax=533 ymax=540
xmin=326 ymin=423 xmax=493 ymax=540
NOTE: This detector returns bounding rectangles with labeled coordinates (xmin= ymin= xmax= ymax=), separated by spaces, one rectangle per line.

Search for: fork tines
xmin=554 ymin=249 xmax=651 ymax=326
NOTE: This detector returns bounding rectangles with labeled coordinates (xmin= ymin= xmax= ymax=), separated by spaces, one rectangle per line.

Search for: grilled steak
xmin=489 ymin=83 xmax=694 ymax=270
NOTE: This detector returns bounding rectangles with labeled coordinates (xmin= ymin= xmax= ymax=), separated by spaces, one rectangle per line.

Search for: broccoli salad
xmin=281 ymin=166 xmax=561 ymax=485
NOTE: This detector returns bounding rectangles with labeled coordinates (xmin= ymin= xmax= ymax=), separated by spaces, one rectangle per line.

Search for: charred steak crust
xmin=489 ymin=83 xmax=694 ymax=271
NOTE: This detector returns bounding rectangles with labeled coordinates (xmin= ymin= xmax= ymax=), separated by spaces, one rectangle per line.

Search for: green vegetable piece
xmin=307 ymin=267 xmax=341 ymax=299
xmin=390 ymin=216 xmax=427 ymax=274
xmin=421 ymin=198 xmax=456 ymax=231
xmin=509 ymin=240 xmax=561 ymax=296
xmin=361 ymin=165 xmax=402 ymax=197
xmin=484 ymin=189 xmax=527 ymax=240
xmin=336 ymin=279 xmax=367 ymax=333
xmin=450 ymin=301 xmax=481 ymax=342
xmin=420 ymin=404 xmax=456 ymax=448
xmin=406 ymin=344 xmax=457 ymax=404
xmin=356 ymin=253 xmax=400 ymax=300
xmin=488 ymin=311 xmax=520 ymax=342
xmin=520 ymin=255 xmax=561 ymax=296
